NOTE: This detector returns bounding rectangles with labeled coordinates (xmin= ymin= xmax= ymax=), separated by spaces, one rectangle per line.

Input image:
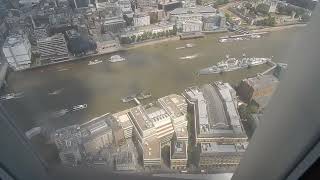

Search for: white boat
xmin=72 ymin=104 xmax=87 ymax=111
xmin=109 ymin=55 xmax=126 ymax=63
xmin=48 ymin=88 xmax=64 ymax=95
xmin=88 ymin=59 xmax=103 ymax=65
xmin=185 ymin=43 xmax=194 ymax=48
xmin=25 ymin=127 xmax=41 ymax=139
xmin=180 ymin=54 xmax=198 ymax=60
xmin=176 ymin=46 xmax=185 ymax=50
xmin=0 ymin=92 xmax=24 ymax=100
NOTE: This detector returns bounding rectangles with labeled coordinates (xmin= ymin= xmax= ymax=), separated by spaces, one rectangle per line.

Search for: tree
xmin=130 ymin=35 xmax=136 ymax=42
xmin=173 ymin=25 xmax=177 ymax=35
xmin=256 ymin=3 xmax=270 ymax=15
xmin=225 ymin=13 xmax=231 ymax=22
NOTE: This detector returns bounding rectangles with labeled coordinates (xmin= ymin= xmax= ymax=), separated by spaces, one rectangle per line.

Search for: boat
xmin=180 ymin=54 xmax=198 ymax=60
xmin=121 ymin=95 xmax=135 ymax=103
xmin=88 ymin=59 xmax=103 ymax=65
xmin=199 ymin=65 xmax=221 ymax=75
xmin=72 ymin=104 xmax=87 ymax=111
xmin=25 ymin=127 xmax=41 ymax=139
xmin=185 ymin=43 xmax=194 ymax=48
xmin=136 ymin=91 xmax=152 ymax=100
xmin=198 ymin=55 xmax=272 ymax=75
xmin=0 ymin=92 xmax=24 ymax=100
xmin=109 ymin=55 xmax=126 ymax=63
xmin=48 ymin=88 xmax=64 ymax=95
xmin=176 ymin=46 xmax=185 ymax=50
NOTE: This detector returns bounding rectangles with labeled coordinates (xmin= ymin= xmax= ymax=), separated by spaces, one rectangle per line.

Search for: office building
xmin=33 ymin=25 xmax=49 ymax=40
xmin=183 ymin=0 xmax=196 ymax=8
xmin=113 ymin=109 xmax=134 ymax=139
xmin=136 ymin=0 xmax=157 ymax=8
xmin=184 ymin=82 xmax=247 ymax=144
xmin=128 ymin=94 xmax=188 ymax=168
xmin=170 ymin=6 xmax=216 ymax=29
xmin=147 ymin=8 xmax=166 ymax=23
xmin=182 ymin=20 xmax=203 ymax=32
xmin=102 ymin=17 xmax=126 ymax=33
xmin=170 ymin=140 xmax=188 ymax=170
xmin=118 ymin=0 xmax=132 ymax=13
xmin=19 ymin=0 xmax=40 ymax=6
xmin=2 ymin=34 xmax=31 ymax=71
xmin=115 ymin=151 xmax=136 ymax=170
xmin=54 ymin=125 xmax=82 ymax=165
xmin=158 ymin=1 xmax=182 ymax=12
xmin=237 ymin=75 xmax=279 ymax=109
xmin=199 ymin=142 xmax=248 ymax=168
xmin=81 ymin=118 xmax=114 ymax=155
xmin=37 ymin=33 xmax=69 ymax=64
xmin=133 ymin=13 xmax=150 ymax=27
xmin=202 ymin=13 xmax=226 ymax=31
xmin=72 ymin=0 xmax=90 ymax=8
xmin=92 ymin=33 xmax=121 ymax=54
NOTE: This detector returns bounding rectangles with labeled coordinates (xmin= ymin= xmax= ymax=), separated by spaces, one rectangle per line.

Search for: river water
xmin=3 ymin=27 xmax=302 ymax=133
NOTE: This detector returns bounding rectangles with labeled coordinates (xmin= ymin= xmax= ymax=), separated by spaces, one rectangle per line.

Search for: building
xmin=33 ymin=25 xmax=49 ymax=40
xmin=182 ymin=20 xmax=202 ymax=32
xmin=113 ymin=109 xmax=134 ymax=139
xmin=199 ymin=142 xmax=248 ymax=168
xmin=202 ymin=12 xmax=227 ymax=31
xmin=158 ymin=1 xmax=182 ymax=13
xmin=136 ymin=0 xmax=157 ymax=8
xmin=37 ymin=33 xmax=69 ymax=64
xmin=169 ymin=6 xmax=217 ymax=30
xmin=72 ymin=0 xmax=90 ymax=8
xmin=102 ymin=17 xmax=126 ymax=33
xmin=19 ymin=0 xmax=40 ymax=6
xmin=2 ymin=34 xmax=32 ymax=71
xmin=184 ymin=82 xmax=247 ymax=144
xmin=92 ymin=33 xmax=121 ymax=54
xmin=118 ymin=0 xmax=132 ymax=13
xmin=115 ymin=139 xmax=137 ymax=170
xmin=183 ymin=0 xmax=196 ymax=8
xmin=147 ymin=8 xmax=166 ymax=24
xmin=237 ymin=75 xmax=279 ymax=109
xmin=133 ymin=13 xmax=150 ymax=27
xmin=81 ymin=117 xmax=114 ymax=155
xmin=262 ymin=0 xmax=278 ymax=13
xmin=127 ymin=94 xmax=188 ymax=168
xmin=54 ymin=125 xmax=82 ymax=165
xmin=121 ymin=22 xmax=174 ymax=39
xmin=170 ymin=140 xmax=188 ymax=170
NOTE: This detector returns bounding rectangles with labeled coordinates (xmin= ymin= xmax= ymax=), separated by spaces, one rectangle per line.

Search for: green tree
xmin=225 ymin=12 xmax=231 ymax=22
xmin=130 ymin=35 xmax=136 ymax=42
xmin=173 ymin=25 xmax=177 ymax=35
xmin=256 ymin=3 xmax=270 ymax=15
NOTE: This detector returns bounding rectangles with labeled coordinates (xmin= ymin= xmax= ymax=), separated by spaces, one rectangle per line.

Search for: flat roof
xmin=129 ymin=106 xmax=154 ymax=131
xmin=112 ymin=109 xmax=133 ymax=130
xmin=143 ymin=137 xmax=160 ymax=160
xmin=171 ymin=140 xmax=187 ymax=159
xmin=158 ymin=94 xmax=187 ymax=119
xmin=184 ymin=83 xmax=246 ymax=138
xmin=244 ymin=74 xmax=279 ymax=91
xmin=201 ymin=142 xmax=247 ymax=153
xmin=174 ymin=125 xmax=188 ymax=139
xmin=170 ymin=6 xmax=216 ymax=15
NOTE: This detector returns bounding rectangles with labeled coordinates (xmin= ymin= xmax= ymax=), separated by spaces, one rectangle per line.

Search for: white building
xmin=133 ymin=13 xmax=150 ymax=27
xmin=19 ymin=0 xmax=40 ymax=6
xmin=182 ymin=20 xmax=203 ymax=32
xmin=2 ymin=34 xmax=31 ymax=71
xmin=121 ymin=22 xmax=174 ymax=38
xmin=37 ymin=33 xmax=69 ymax=64
xmin=118 ymin=0 xmax=132 ymax=13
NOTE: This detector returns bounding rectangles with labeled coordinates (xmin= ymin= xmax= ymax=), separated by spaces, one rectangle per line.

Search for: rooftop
xmin=112 ymin=109 xmax=133 ymax=130
xmin=158 ymin=94 xmax=188 ymax=119
xmin=170 ymin=6 xmax=216 ymax=15
xmin=184 ymin=82 xmax=246 ymax=138
xmin=129 ymin=105 xmax=154 ymax=131
xmin=171 ymin=140 xmax=187 ymax=159
xmin=143 ymin=137 xmax=161 ymax=160
xmin=244 ymin=74 xmax=279 ymax=91
xmin=201 ymin=142 xmax=247 ymax=154
xmin=3 ymin=34 xmax=26 ymax=47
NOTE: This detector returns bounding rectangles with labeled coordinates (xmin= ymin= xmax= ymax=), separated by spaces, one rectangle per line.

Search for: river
xmin=2 ymin=27 xmax=302 ymax=134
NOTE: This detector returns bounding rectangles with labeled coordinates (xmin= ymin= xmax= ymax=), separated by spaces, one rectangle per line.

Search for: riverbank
xmin=123 ymin=36 xmax=180 ymax=50
xmin=251 ymin=23 xmax=307 ymax=32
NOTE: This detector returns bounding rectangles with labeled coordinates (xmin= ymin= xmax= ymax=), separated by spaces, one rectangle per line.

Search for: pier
xmin=261 ymin=60 xmax=277 ymax=75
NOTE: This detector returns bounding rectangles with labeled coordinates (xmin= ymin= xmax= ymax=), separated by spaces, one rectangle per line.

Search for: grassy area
xmin=238 ymin=103 xmax=259 ymax=139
